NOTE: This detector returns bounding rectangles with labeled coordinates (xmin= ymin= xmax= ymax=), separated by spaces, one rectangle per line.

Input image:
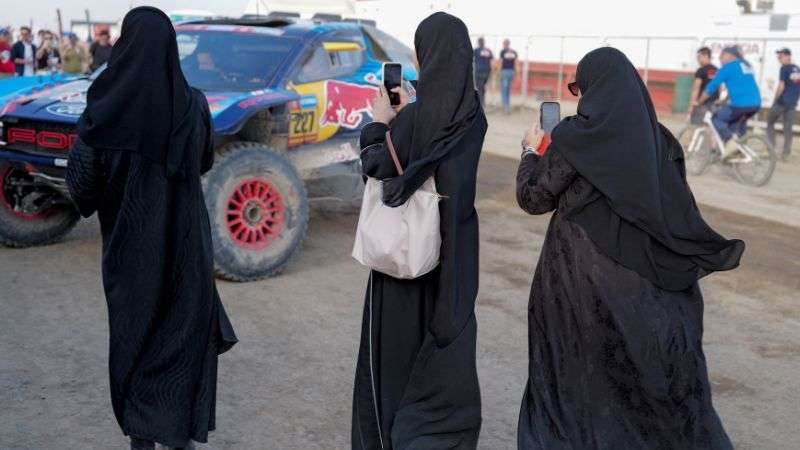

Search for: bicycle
xmin=677 ymin=106 xmax=776 ymax=186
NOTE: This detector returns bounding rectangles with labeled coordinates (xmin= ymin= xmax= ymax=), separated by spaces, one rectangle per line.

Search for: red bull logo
xmin=321 ymin=80 xmax=378 ymax=130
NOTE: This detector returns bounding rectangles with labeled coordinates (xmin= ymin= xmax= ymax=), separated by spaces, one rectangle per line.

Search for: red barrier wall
xmin=501 ymin=61 xmax=690 ymax=114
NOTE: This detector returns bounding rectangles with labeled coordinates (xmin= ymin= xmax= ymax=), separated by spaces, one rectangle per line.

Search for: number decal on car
xmin=291 ymin=111 xmax=315 ymax=134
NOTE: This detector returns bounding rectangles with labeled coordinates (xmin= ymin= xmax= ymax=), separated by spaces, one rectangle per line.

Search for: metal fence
xmin=472 ymin=34 xmax=702 ymax=102
xmin=469 ymin=34 xmax=800 ymax=111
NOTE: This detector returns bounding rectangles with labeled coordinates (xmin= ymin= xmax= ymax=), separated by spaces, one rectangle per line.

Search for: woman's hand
xmin=392 ymin=86 xmax=410 ymax=113
xmin=372 ymin=84 xmax=397 ymax=125
xmin=523 ymin=122 xmax=545 ymax=152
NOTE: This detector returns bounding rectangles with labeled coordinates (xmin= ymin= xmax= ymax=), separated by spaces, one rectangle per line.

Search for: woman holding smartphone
xmin=515 ymin=47 xmax=742 ymax=449
xmin=351 ymin=12 xmax=487 ymax=450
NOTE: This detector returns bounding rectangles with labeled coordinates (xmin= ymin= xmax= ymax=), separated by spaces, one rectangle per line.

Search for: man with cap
xmin=767 ymin=47 xmax=799 ymax=160
xmin=698 ymin=46 xmax=761 ymax=160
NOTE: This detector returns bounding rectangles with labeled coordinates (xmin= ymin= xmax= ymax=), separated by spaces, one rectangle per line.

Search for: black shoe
xmin=131 ymin=438 xmax=155 ymax=450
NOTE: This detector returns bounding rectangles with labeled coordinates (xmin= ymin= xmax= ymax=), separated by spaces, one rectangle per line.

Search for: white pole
xmin=643 ymin=38 xmax=651 ymax=85
xmin=522 ymin=41 xmax=530 ymax=101
xmin=557 ymin=36 xmax=565 ymax=102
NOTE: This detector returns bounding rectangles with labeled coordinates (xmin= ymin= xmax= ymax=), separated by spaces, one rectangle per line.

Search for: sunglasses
xmin=567 ymin=81 xmax=580 ymax=97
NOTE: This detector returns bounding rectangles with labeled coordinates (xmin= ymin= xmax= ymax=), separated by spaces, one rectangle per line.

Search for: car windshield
xmin=176 ymin=30 xmax=298 ymax=92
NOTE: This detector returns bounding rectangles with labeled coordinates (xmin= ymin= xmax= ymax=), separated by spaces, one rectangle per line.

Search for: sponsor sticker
xmin=46 ymin=103 xmax=86 ymax=117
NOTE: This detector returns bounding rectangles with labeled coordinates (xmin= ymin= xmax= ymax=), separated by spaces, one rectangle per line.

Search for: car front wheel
xmin=203 ymin=142 xmax=309 ymax=281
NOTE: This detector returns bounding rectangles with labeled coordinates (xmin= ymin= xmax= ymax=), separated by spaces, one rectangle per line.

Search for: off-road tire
xmin=203 ymin=142 xmax=308 ymax=281
xmin=0 ymin=163 xmax=79 ymax=247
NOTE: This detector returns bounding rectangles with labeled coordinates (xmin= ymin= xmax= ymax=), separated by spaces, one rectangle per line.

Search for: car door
xmin=287 ymin=30 xmax=376 ymax=147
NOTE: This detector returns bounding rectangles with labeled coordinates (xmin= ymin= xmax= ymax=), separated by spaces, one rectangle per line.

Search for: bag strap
xmin=384 ymin=131 xmax=404 ymax=175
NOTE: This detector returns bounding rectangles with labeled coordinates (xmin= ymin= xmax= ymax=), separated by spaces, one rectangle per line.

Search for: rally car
xmin=0 ymin=17 xmax=417 ymax=281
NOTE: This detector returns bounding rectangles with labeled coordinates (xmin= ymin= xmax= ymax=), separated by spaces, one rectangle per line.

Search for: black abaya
xmin=65 ymin=7 xmax=236 ymax=446
xmin=66 ymin=87 xmax=237 ymax=446
xmin=515 ymin=143 xmax=733 ymax=449
xmin=352 ymin=12 xmax=485 ymax=449
xmin=352 ymin=107 xmax=487 ymax=449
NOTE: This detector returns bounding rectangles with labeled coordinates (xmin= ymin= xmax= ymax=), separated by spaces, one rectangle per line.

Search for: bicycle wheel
xmin=677 ymin=125 xmax=712 ymax=176
xmin=733 ymin=135 xmax=776 ymax=187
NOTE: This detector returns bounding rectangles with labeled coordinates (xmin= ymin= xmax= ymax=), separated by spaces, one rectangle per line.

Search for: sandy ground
xmin=1 ymin=108 xmax=798 ymax=449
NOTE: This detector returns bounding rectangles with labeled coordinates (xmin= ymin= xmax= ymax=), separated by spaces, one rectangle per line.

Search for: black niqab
xmin=551 ymin=47 xmax=744 ymax=291
xmin=77 ymin=6 xmax=194 ymax=178
xmin=382 ymin=12 xmax=479 ymax=206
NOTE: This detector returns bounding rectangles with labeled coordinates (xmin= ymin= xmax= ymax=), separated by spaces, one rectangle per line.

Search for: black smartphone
xmin=540 ymin=101 xmax=561 ymax=133
xmin=382 ymin=63 xmax=402 ymax=106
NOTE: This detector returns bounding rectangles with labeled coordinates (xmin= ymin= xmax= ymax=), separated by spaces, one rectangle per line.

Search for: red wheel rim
xmin=0 ymin=166 xmax=50 ymax=220
xmin=225 ymin=178 xmax=285 ymax=250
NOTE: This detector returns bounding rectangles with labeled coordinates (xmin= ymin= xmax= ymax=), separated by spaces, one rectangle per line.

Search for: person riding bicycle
xmin=697 ymin=46 xmax=761 ymax=159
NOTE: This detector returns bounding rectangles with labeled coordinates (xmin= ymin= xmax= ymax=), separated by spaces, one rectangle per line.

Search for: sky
xmin=3 ymin=0 xmax=799 ymax=37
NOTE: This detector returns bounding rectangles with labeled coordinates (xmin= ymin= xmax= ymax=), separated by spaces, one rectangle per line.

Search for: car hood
xmin=0 ymin=78 xmax=299 ymax=135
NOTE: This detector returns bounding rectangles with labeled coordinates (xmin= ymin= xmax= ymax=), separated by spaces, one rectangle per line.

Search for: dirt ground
xmin=1 ymin=108 xmax=798 ymax=449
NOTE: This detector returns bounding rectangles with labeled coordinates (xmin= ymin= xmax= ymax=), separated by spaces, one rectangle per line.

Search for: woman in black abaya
xmin=515 ymin=47 xmax=743 ymax=449
xmin=352 ymin=12 xmax=486 ymax=450
xmin=65 ymin=7 xmax=237 ymax=449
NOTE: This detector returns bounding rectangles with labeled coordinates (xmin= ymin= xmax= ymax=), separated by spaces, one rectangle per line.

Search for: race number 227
xmin=291 ymin=111 xmax=315 ymax=134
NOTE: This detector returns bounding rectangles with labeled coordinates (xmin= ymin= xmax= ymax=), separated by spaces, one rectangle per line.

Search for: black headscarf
xmin=77 ymin=6 xmax=196 ymax=178
xmin=382 ymin=12 xmax=480 ymax=206
xmin=551 ymin=47 xmax=744 ymax=291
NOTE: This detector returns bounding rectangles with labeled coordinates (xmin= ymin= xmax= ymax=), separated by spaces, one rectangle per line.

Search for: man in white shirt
xmin=11 ymin=26 xmax=36 ymax=76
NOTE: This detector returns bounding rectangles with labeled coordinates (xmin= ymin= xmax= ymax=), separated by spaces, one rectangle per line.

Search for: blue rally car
xmin=0 ymin=17 xmax=416 ymax=281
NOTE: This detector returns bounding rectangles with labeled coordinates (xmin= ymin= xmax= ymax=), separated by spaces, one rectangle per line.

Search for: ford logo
xmin=46 ymin=103 xmax=86 ymax=117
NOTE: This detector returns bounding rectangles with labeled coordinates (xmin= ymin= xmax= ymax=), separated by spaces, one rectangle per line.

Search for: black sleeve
xmin=359 ymin=122 xmax=399 ymax=180
xmin=65 ymin=138 xmax=103 ymax=218
xmin=359 ymin=121 xmax=389 ymax=148
xmin=516 ymin=146 xmax=578 ymax=215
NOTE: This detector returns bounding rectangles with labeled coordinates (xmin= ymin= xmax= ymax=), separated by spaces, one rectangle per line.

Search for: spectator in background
xmin=89 ymin=29 xmax=112 ymax=72
xmin=60 ymin=33 xmax=87 ymax=74
xmin=35 ymin=30 xmax=60 ymax=72
xmin=35 ymin=29 xmax=46 ymax=47
xmin=499 ymin=38 xmax=518 ymax=114
xmin=473 ymin=36 xmax=493 ymax=107
xmin=0 ymin=28 xmax=15 ymax=78
xmin=11 ymin=26 xmax=36 ymax=76
xmin=688 ymin=46 xmax=718 ymax=124
xmin=767 ymin=48 xmax=799 ymax=160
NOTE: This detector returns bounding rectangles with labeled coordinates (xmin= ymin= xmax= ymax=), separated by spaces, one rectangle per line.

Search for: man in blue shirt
xmin=698 ymin=46 xmax=761 ymax=158
xmin=767 ymin=48 xmax=799 ymax=160
xmin=499 ymin=39 xmax=518 ymax=114
xmin=473 ymin=37 xmax=493 ymax=107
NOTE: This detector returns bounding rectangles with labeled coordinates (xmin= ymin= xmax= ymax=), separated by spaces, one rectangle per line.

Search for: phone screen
xmin=383 ymin=63 xmax=402 ymax=106
xmin=540 ymin=102 xmax=561 ymax=133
